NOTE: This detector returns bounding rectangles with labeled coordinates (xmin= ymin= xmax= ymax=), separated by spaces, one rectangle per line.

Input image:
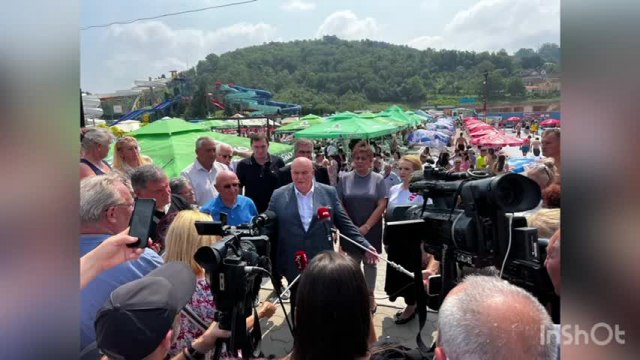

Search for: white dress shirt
xmin=181 ymin=159 xmax=219 ymax=207
xmin=294 ymin=182 xmax=315 ymax=232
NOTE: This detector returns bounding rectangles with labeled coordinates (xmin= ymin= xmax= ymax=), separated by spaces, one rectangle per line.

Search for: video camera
xmin=193 ymin=211 xmax=275 ymax=357
xmin=387 ymin=165 xmax=555 ymax=309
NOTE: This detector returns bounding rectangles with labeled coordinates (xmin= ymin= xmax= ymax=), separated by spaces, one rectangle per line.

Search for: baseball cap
xmin=95 ymin=262 xmax=196 ymax=359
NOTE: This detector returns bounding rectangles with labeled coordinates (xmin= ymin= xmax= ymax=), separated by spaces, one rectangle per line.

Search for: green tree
xmin=506 ymin=77 xmax=526 ymax=99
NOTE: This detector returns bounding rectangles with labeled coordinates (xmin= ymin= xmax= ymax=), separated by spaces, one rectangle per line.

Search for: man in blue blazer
xmin=267 ymin=158 xmax=378 ymax=306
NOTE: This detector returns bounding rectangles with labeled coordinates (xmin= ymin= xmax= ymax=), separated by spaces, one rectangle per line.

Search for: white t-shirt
xmin=387 ymin=184 xmax=426 ymax=208
xmin=386 ymin=184 xmax=432 ymax=220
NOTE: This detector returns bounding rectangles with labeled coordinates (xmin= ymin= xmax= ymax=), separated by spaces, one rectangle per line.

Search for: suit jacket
xmin=277 ymin=163 xmax=330 ymax=188
xmin=267 ymin=182 xmax=372 ymax=282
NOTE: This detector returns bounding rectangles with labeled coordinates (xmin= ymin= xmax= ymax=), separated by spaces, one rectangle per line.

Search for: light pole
xmin=483 ymin=71 xmax=489 ymax=119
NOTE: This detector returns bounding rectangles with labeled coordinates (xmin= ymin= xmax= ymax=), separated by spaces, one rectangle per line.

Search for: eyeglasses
xmin=219 ymin=154 xmax=232 ymax=159
xmin=106 ymin=202 xmax=134 ymax=212
xmin=222 ymin=183 xmax=240 ymax=189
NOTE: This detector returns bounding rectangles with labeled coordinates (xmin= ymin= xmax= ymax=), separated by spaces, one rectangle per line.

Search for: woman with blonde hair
xmin=526 ymin=208 xmax=560 ymax=239
xmin=385 ymin=155 xmax=438 ymax=324
xmin=164 ymin=210 xmax=275 ymax=357
xmin=112 ymin=136 xmax=153 ymax=176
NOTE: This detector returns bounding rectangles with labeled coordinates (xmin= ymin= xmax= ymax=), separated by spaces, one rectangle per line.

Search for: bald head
xmin=436 ymin=275 xmax=556 ymax=360
xmin=215 ymin=170 xmax=237 ymax=186
xmin=291 ymin=157 xmax=314 ymax=194
xmin=215 ymin=170 xmax=240 ymax=205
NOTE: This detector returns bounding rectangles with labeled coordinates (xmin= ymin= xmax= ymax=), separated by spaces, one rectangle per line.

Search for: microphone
xmin=294 ymin=250 xmax=308 ymax=272
xmin=317 ymin=206 xmax=333 ymax=243
xmin=268 ymin=250 xmax=309 ymax=303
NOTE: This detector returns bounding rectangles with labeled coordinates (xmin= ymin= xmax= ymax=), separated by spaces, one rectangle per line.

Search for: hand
xmin=258 ymin=302 xmax=277 ymax=319
xmin=148 ymin=240 xmax=161 ymax=253
xmin=358 ymin=224 xmax=370 ymax=236
xmin=198 ymin=322 xmax=232 ymax=351
xmin=95 ymin=228 xmax=148 ymax=271
xmin=364 ymin=246 xmax=379 ymax=264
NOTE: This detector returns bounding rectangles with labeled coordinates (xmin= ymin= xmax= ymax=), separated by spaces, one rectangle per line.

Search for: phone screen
xmin=127 ymin=198 xmax=156 ymax=248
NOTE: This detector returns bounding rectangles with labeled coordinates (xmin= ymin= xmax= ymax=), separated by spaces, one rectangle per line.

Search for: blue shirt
xmin=80 ymin=234 xmax=164 ymax=351
xmin=200 ymin=195 xmax=258 ymax=226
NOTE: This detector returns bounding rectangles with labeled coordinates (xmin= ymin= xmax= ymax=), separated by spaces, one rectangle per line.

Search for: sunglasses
xmin=222 ymin=183 xmax=240 ymax=189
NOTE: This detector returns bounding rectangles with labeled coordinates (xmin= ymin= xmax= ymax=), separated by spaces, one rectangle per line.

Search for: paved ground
xmin=255 ymin=246 xmax=438 ymax=357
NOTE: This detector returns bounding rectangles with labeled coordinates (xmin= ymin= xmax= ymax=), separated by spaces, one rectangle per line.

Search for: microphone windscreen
xmin=294 ymin=250 xmax=308 ymax=271
xmin=316 ymin=207 xmax=331 ymax=220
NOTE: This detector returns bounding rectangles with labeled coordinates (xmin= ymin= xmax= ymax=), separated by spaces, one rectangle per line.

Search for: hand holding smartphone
xmin=127 ymin=198 xmax=156 ymax=248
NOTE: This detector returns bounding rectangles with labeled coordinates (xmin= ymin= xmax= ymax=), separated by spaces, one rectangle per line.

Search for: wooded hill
xmin=183 ymin=36 xmax=560 ymax=116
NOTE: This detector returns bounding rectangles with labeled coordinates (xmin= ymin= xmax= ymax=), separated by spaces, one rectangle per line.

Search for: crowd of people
xmin=79 ymin=116 xmax=562 ymax=359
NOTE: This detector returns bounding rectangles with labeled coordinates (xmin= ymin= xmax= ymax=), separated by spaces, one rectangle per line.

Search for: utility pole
xmin=483 ymin=71 xmax=489 ymax=119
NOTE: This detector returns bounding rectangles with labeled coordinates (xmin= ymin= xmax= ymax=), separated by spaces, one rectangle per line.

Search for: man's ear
xmin=105 ymin=206 xmax=117 ymax=224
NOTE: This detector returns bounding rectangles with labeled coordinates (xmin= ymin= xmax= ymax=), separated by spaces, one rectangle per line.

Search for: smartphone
xmin=127 ymin=198 xmax=156 ymax=248
xmin=427 ymin=274 xmax=442 ymax=296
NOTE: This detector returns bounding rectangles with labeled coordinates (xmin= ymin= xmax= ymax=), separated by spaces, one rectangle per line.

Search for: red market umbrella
xmin=463 ymin=117 xmax=478 ymax=122
xmin=506 ymin=116 xmax=521 ymax=122
xmin=540 ymin=118 xmax=561 ymax=126
xmin=470 ymin=128 xmax=499 ymax=138
xmin=468 ymin=123 xmax=494 ymax=131
xmin=472 ymin=133 xmax=524 ymax=147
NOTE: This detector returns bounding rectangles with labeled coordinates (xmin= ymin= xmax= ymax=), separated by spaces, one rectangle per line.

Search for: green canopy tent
xmin=381 ymin=105 xmax=421 ymax=127
xmin=197 ymin=119 xmax=238 ymax=130
xmin=294 ymin=116 xmax=399 ymax=140
xmin=356 ymin=112 xmax=409 ymax=130
xmin=275 ymin=114 xmax=326 ymax=133
xmin=109 ymin=118 xmax=294 ymax=178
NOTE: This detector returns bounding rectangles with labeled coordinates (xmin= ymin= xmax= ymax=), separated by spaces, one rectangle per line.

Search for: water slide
xmin=212 ymin=82 xmax=301 ymax=116
xmin=113 ymin=97 xmax=180 ymax=124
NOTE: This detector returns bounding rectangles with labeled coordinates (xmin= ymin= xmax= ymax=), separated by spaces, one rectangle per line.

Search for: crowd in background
xmin=79 ymin=114 xmax=561 ymax=359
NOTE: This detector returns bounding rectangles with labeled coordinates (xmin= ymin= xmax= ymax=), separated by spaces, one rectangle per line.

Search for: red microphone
xmin=317 ymin=207 xmax=331 ymax=221
xmin=317 ymin=207 xmax=334 ymax=243
xmin=294 ymin=250 xmax=308 ymax=272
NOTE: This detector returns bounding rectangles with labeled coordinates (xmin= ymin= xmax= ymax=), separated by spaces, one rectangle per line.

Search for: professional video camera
xmin=193 ymin=211 xmax=275 ymax=358
xmin=386 ymin=165 xmax=555 ymax=309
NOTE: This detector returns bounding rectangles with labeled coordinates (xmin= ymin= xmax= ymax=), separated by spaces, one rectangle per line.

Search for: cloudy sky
xmin=81 ymin=0 xmax=559 ymax=94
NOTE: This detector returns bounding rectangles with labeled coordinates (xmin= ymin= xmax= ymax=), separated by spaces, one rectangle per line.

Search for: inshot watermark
xmin=541 ymin=323 xmax=626 ymax=346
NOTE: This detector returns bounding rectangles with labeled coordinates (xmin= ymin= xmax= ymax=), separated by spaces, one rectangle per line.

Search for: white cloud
xmin=406 ymin=35 xmax=446 ymax=50
xmin=92 ymin=21 xmax=277 ymax=92
xmin=408 ymin=0 xmax=559 ymax=53
xmin=281 ymin=0 xmax=316 ymax=12
xmin=316 ymin=10 xmax=379 ymax=40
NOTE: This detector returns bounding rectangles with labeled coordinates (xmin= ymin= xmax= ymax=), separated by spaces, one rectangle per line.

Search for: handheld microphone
xmin=269 ymin=250 xmax=309 ymax=303
xmin=317 ymin=206 xmax=333 ymax=243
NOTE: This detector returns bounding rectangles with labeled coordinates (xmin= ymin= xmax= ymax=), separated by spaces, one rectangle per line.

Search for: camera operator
xmin=267 ymin=157 xmax=377 ymax=323
xmin=434 ymin=275 xmax=557 ymax=360
xmin=163 ymin=210 xmax=276 ymax=358
xmin=94 ymin=262 xmax=232 ymax=360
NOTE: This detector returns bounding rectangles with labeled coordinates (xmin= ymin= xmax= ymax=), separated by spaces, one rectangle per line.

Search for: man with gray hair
xmin=214 ymin=142 xmax=250 ymax=172
xmin=181 ymin=136 xmax=219 ymax=207
xmin=435 ymin=275 xmax=557 ymax=360
xmin=130 ymin=165 xmax=172 ymax=251
xmin=80 ymin=174 xmax=164 ymax=354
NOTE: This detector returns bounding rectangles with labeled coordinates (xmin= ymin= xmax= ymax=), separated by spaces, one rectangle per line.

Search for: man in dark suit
xmin=277 ymin=138 xmax=330 ymax=187
xmin=267 ymin=157 xmax=378 ymax=320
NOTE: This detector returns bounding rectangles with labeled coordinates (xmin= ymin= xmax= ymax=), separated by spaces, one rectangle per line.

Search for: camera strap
xmin=181 ymin=305 xmax=209 ymax=332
